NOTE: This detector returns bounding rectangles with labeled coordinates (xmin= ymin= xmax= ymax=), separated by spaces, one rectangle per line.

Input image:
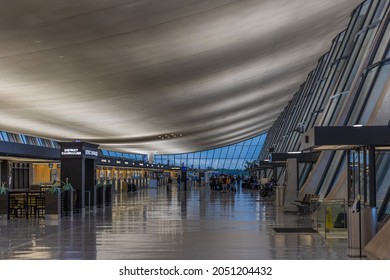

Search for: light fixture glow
xmin=353 ymin=124 xmax=363 ymax=127
xmin=287 ymin=151 xmax=302 ymax=154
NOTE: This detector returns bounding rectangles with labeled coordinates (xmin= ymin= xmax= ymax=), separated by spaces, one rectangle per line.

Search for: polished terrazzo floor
xmin=0 ymin=185 xmax=350 ymax=260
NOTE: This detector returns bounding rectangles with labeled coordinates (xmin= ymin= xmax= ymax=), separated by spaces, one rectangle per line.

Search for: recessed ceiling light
xmin=353 ymin=124 xmax=363 ymax=127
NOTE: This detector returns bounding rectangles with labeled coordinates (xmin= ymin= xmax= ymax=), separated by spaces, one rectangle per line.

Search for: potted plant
xmin=0 ymin=182 xmax=9 ymax=218
xmin=0 ymin=182 xmax=8 ymax=195
xmin=47 ymin=184 xmax=60 ymax=195
xmin=61 ymin=177 xmax=74 ymax=192
xmin=45 ymin=183 xmax=61 ymax=220
xmin=61 ymin=177 xmax=74 ymax=217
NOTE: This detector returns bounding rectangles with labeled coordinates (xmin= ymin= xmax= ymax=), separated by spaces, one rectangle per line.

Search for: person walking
xmin=167 ymin=176 xmax=172 ymax=192
xmin=226 ymin=176 xmax=231 ymax=192
xmin=222 ymin=175 xmax=227 ymax=192
xmin=177 ymin=175 xmax=181 ymax=192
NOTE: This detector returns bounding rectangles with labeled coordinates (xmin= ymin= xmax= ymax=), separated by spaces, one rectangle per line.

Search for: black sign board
xmin=59 ymin=142 xmax=99 ymax=159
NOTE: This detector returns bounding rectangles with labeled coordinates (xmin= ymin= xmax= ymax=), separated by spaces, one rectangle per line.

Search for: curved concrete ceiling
xmin=0 ymin=0 xmax=362 ymax=154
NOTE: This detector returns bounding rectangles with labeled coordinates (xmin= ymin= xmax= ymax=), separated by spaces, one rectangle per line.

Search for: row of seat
xmin=8 ymin=193 xmax=45 ymax=219
xmin=292 ymin=194 xmax=320 ymax=215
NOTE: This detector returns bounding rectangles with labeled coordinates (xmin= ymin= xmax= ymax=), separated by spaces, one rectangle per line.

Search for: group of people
xmin=209 ymin=174 xmax=241 ymax=193
xmin=240 ymin=175 xmax=276 ymax=197
xmin=165 ymin=174 xmax=275 ymax=196
xmin=166 ymin=174 xmax=206 ymax=192
xmin=166 ymin=175 xmax=180 ymax=192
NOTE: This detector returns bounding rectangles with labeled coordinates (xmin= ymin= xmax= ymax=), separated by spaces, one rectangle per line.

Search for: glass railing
xmin=312 ymin=199 xmax=348 ymax=239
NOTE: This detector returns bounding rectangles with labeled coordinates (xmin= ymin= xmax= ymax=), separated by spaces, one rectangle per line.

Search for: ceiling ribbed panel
xmin=0 ymin=0 xmax=362 ymax=153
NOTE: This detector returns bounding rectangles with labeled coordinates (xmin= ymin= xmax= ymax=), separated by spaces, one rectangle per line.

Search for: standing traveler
xmin=167 ymin=176 xmax=173 ymax=192
xmin=177 ymin=175 xmax=181 ymax=192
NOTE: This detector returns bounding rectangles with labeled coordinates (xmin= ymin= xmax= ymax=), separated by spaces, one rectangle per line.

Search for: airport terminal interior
xmin=0 ymin=0 xmax=389 ymax=260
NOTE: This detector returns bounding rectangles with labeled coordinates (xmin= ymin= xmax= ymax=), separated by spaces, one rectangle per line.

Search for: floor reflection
xmin=0 ymin=185 xmax=349 ymax=259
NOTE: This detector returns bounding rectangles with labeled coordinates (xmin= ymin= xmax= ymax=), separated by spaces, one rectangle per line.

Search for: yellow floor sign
xmin=326 ymin=206 xmax=333 ymax=228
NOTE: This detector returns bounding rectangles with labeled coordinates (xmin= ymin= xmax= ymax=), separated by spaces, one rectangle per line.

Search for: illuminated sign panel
xmin=85 ymin=149 xmax=98 ymax=157
xmin=60 ymin=146 xmax=98 ymax=158
xmin=61 ymin=148 xmax=82 ymax=156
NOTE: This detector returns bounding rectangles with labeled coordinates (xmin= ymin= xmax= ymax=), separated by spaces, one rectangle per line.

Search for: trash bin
xmin=275 ymin=186 xmax=285 ymax=207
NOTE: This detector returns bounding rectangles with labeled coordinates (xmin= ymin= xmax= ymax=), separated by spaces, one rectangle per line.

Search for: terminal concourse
xmin=0 ymin=0 xmax=390 ymax=260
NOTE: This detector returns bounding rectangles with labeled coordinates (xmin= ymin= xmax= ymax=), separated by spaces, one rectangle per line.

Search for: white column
xmin=148 ymin=152 xmax=155 ymax=163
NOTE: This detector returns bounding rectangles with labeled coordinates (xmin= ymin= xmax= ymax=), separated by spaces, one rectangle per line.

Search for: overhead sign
xmin=85 ymin=149 xmax=98 ymax=157
xmin=60 ymin=144 xmax=98 ymax=159
xmin=61 ymin=148 xmax=82 ymax=156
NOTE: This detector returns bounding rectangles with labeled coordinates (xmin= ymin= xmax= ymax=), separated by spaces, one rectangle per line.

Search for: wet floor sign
xmin=326 ymin=206 xmax=333 ymax=228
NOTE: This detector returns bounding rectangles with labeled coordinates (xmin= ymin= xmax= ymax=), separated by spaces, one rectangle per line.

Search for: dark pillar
xmin=368 ymin=146 xmax=376 ymax=207
xmin=0 ymin=160 xmax=9 ymax=186
xmin=85 ymin=159 xmax=96 ymax=209
xmin=272 ymin=167 xmax=277 ymax=182
xmin=181 ymin=165 xmax=187 ymax=191
xmin=347 ymin=150 xmax=352 ymax=203
xmin=60 ymin=158 xmax=84 ymax=210
xmin=357 ymin=147 xmax=361 ymax=201
xmin=59 ymin=142 xmax=99 ymax=215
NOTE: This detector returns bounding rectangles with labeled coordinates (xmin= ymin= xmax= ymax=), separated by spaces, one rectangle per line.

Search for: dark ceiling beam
xmin=302 ymin=126 xmax=390 ymax=151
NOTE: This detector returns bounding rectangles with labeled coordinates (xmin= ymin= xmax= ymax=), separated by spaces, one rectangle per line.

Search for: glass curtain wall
xmin=259 ymin=0 xmax=390 ymax=221
xmin=154 ymin=133 xmax=267 ymax=172
xmin=0 ymin=130 xmax=59 ymax=148
xmin=100 ymin=149 xmax=147 ymax=162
